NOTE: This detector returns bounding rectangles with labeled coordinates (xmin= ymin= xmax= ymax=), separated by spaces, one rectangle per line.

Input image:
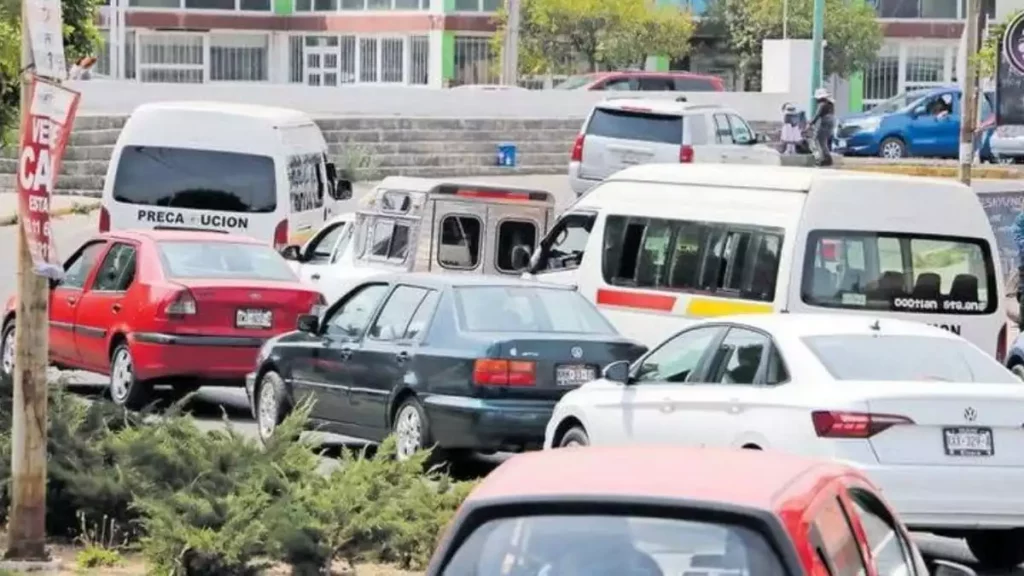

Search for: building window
xmin=185 ymin=0 xmax=234 ymax=10
xmin=410 ymin=36 xmax=429 ymax=85
xmin=454 ymin=0 xmax=500 ymax=10
xmin=871 ymin=0 xmax=959 ymax=18
xmin=381 ymin=38 xmax=404 ymax=83
xmin=454 ymin=36 xmax=498 ymax=85
xmin=289 ymin=36 xmax=303 ymax=83
xmin=863 ymin=43 xmax=899 ymax=109
xmin=297 ymin=34 xmax=427 ymax=86
xmin=137 ymin=33 xmax=204 ymax=83
xmin=359 ymin=38 xmax=378 ymax=82
xmin=210 ymin=33 xmax=269 ymax=81
xmin=904 ymin=44 xmax=947 ymax=90
xmin=298 ymin=0 xmax=426 ymax=9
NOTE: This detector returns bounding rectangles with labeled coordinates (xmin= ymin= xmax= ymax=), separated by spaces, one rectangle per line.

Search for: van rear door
xmin=579 ymin=105 xmax=683 ymax=181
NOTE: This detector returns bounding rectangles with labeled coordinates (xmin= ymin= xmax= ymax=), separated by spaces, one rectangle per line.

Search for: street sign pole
xmin=959 ymin=0 xmax=980 ymax=185
xmin=809 ymin=0 xmax=825 ymax=113
xmin=501 ymin=0 xmax=520 ymax=86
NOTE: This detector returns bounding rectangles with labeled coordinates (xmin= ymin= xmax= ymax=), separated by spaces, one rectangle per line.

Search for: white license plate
xmin=556 ymin=364 xmax=596 ymax=386
xmin=943 ymin=427 xmax=994 ymax=456
xmin=236 ymin=308 xmax=273 ymax=329
xmin=836 ymin=139 xmax=847 ymax=148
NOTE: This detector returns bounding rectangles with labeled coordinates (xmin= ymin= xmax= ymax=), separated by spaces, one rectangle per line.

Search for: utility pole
xmin=809 ymin=0 xmax=825 ymax=113
xmin=959 ymin=0 xmax=981 ymax=185
xmin=6 ymin=0 xmax=52 ymax=561
xmin=501 ymin=0 xmax=520 ymax=86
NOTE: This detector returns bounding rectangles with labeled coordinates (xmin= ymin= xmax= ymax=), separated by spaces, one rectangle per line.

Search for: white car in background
xmin=567 ymin=98 xmax=782 ymax=196
xmin=545 ymin=313 xmax=1024 ymax=570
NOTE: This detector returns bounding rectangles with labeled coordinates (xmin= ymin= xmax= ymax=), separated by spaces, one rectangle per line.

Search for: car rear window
xmin=112 ymin=146 xmax=276 ymax=213
xmin=454 ymin=286 xmax=616 ymax=334
xmin=157 ymin=241 xmax=297 ymax=282
xmin=586 ymin=108 xmax=683 ymax=144
xmin=441 ymin=514 xmax=786 ymax=576
xmin=802 ymin=231 xmax=997 ymax=315
xmin=803 ymin=335 xmax=1017 ymax=383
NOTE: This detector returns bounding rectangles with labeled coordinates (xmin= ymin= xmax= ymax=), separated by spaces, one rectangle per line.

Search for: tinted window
xmin=601 ymin=78 xmax=633 ymax=91
xmin=586 ymin=108 xmax=683 ymax=145
xmin=727 ymin=114 xmax=754 ymax=144
xmin=368 ymin=286 xmax=428 ymax=341
xmin=454 ymin=286 xmax=616 ymax=334
xmin=92 ymin=243 xmax=137 ymax=292
xmin=439 ymin=215 xmax=482 ymax=270
xmin=496 ymin=219 xmax=537 ymax=273
xmin=554 ymin=74 xmax=598 ymax=90
xmin=442 ymin=514 xmax=785 ymax=576
xmin=603 ymin=216 xmax=782 ymax=303
xmin=534 ymin=213 xmax=595 ymax=273
xmin=848 ymin=490 xmax=916 ymax=576
xmin=326 ymin=284 xmax=389 ymax=338
xmin=61 ymin=242 xmax=106 ymax=290
xmin=157 ymin=241 xmax=297 ymax=281
xmin=637 ymin=76 xmax=674 ymax=90
xmin=802 ymin=231 xmax=997 ymax=315
xmin=713 ymin=114 xmax=732 ymax=144
xmin=803 ymin=335 xmax=1018 ymax=383
xmin=812 ymin=497 xmax=866 ymax=576
xmin=709 ymin=328 xmax=770 ymax=385
xmin=674 ymin=76 xmax=718 ymax=91
xmin=369 ymin=219 xmax=411 ymax=262
xmin=112 ymin=146 xmax=276 ymax=213
xmin=634 ymin=326 xmax=721 ymax=383
xmin=404 ymin=289 xmax=439 ymax=340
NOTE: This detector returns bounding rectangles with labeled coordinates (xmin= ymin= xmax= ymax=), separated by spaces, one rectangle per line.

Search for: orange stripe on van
xmin=596 ymin=289 xmax=677 ymax=312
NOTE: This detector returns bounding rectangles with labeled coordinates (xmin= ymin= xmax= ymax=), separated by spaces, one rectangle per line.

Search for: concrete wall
xmin=67 ymin=80 xmax=798 ymax=123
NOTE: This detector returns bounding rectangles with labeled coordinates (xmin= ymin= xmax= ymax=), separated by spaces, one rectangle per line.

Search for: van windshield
xmin=112 ymin=146 xmax=276 ymax=213
xmin=802 ymin=231 xmax=997 ymax=315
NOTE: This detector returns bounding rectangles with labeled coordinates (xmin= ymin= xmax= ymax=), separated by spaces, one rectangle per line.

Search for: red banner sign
xmin=16 ymin=76 xmax=80 ymax=279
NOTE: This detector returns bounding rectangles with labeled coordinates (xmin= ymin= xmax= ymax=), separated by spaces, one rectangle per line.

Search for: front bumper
xmin=423 ymin=395 xmax=556 ymax=452
xmin=832 ymin=131 xmax=879 ymax=156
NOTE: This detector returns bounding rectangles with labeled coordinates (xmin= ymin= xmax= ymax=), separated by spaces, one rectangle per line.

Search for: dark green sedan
xmin=245 ymin=273 xmax=647 ymax=461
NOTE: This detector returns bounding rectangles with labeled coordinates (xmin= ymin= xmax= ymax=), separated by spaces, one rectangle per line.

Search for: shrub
xmin=336 ymin=143 xmax=380 ymax=183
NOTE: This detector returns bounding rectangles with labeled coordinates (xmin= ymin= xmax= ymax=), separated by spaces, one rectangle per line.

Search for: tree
xmin=492 ymin=0 xmax=696 ymax=77
xmin=0 ymin=0 xmax=101 ymax=148
xmin=706 ymin=0 xmax=883 ymax=90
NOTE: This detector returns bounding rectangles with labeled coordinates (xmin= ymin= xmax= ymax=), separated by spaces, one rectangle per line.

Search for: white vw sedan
xmin=544 ymin=313 xmax=1024 ymax=570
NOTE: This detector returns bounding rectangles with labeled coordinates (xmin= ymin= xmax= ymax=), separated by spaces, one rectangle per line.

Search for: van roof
xmin=603 ymin=163 xmax=969 ymax=194
xmin=130 ymin=101 xmax=314 ymax=127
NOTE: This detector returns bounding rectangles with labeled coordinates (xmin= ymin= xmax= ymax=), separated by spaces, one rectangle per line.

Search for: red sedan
xmin=2 ymin=230 xmax=323 ymax=409
xmin=427 ymin=446 xmax=975 ymax=576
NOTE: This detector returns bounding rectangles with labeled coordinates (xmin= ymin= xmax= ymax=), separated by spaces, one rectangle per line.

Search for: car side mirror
xmin=280 ymin=244 xmax=302 ymax=261
xmin=296 ymin=314 xmax=319 ymax=334
xmin=602 ymin=360 xmax=630 ymax=384
xmin=325 ymin=162 xmax=353 ymax=201
xmin=928 ymin=559 xmax=976 ymax=576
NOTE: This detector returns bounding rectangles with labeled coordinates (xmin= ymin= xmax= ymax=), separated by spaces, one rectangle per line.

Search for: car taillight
xmin=811 ymin=411 xmax=914 ymax=439
xmin=997 ymin=324 xmax=1008 ymax=363
xmin=570 ymin=134 xmax=585 ymax=163
xmin=274 ymin=219 xmax=288 ymax=252
xmin=99 ymin=207 xmax=110 ymax=232
xmin=164 ymin=289 xmax=197 ymax=316
xmin=473 ymin=359 xmax=536 ymax=386
xmin=679 ymin=145 xmax=694 ymax=163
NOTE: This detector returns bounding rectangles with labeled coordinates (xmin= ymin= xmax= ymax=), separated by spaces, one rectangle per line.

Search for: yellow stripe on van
xmin=289 ymin=229 xmax=315 ymax=245
xmin=685 ymin=298 xmax=774 ymax=318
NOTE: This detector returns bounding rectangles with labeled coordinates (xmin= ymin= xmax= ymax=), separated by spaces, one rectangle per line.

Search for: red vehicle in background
xmin=2 ymin=230 xmax=323 ymax=409
xmin=427 ymin=446 xmax=975 ymax=576
xmin=554 ymin=71 xmax=725 ymax=92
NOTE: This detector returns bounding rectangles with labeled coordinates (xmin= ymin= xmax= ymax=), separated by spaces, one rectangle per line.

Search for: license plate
xmin=943 ymin=427 xmax=994 ymax=456
xmin=236 ymin=308 xmax=273 ymax=329
xmin=556 ymin=364 xmax=597 ymax=386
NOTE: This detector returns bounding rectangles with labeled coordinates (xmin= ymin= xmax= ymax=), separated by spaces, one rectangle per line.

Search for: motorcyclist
xmin=809 ymin=87 xmax=836 ymax=167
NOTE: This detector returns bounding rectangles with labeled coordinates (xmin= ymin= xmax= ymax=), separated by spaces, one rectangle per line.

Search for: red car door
xmin=74 ymin=241 xmax=139 ymax=372
xmin=50 ymin=240 xmax=108 ymax=367
xmin=805 ymin=484 xmax=872 ymax=576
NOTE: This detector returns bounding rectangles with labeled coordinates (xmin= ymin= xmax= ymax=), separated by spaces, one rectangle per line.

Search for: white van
xmin=526 ymin=164 xmax=1007 ymax=358
xmin=99 ymin=101 xmax=351 ymax=249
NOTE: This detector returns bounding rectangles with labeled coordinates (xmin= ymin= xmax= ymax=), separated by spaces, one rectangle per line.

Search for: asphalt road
xmin=3 ymin=173 xmax=1024 ymax=570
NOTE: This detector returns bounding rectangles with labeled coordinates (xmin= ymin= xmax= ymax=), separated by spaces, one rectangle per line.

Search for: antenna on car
xmin=869 ymin=319 xmax=881 ymax=331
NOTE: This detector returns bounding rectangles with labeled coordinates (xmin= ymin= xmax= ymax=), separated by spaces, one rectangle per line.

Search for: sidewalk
xmin=0 ymin=193 xmax=101 ymax=225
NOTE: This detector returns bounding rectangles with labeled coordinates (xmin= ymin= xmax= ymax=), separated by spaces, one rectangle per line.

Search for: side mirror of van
xmin=325 ymin=162 xmax=353 ymax=201
xmin=280 ymin=245 xmax=302 ymax=261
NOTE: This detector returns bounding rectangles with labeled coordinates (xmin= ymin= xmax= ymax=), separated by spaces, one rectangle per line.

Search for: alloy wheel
xmin=110 ymin=348 xmax=133 ymax=403
xmin=1 ymin=327 xmax=14 ymax=378
xmin=258 ymin=373 xmax=281 ymax=440
xmin=394 ymin=405 xmax=423 ymax=460
xmin=881 ymin=141 xmax=903 ymax=159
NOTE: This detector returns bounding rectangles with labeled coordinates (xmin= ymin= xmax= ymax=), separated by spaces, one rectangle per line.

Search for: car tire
xmin=256 ymin=369 xmax=290 ymax=445
xmin=879 ymin=137 xmax=906 ymax=159
xmin=966 ymin=530 xmax=1024 ymax=570
xmin=1 ymin=320 xmax=16 ymax=384
xmin=559 ymin=426 xmax=590 ymax=448
xmin=109 ymin=343 xmax=150 ymax=410
xmin=1011 ymin=364 xmax=1024 ymax=381
xmin=392 ymin=396 xmax=436 ymax=462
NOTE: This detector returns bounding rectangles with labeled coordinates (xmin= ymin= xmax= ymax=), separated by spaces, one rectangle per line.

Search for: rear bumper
xmin=568 ymin=163 xmax=599 ymax=197
xmin=991 ymin=138 xmax=1024 ymax=158
xmin=856 ymin=461 xmax=1024 ymax=529
xmin=423 ymin=395 xmax=555 ymax=452
xmin=130 ymin=332 xmax=265 ymax=384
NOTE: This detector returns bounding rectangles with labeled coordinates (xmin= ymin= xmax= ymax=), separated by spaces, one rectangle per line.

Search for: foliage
xmin=492 ymin=0 xmax=695 ymax=76
xmin=705 ymin=0 xmax=883 ymax=90
xmin=75 ymin=545 xmax=122 ymax=569
xmin=978 ymin=10 xmax=1022 ymax=80
xmin=336 ymin=143 xmax=380 ymax=182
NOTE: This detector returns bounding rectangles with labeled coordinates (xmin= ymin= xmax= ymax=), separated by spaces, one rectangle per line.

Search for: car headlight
xmin=856 ymin=117 xmax=881 ymax=132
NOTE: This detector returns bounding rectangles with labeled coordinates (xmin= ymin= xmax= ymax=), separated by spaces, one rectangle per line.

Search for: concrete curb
xmin=0 ymin=201 xmax=101 ymax=227
xmin=839 ymin=163 xmax=1022 ymax=180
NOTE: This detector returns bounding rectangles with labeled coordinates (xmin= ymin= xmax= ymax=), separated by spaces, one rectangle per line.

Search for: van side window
xmin=370 ymin=218 xmax=411 ymax=262
xmin=533 ymin=213 xmax=596 ymax=274
xmin=602 ymin=215 xmax=782 ymax=303
xmin=496 ymin=220 xmax=538 ymax=274
xmin=713 ymin=114 xmax=733 ymax=144
xmin=438 ymin=215 xmax=482 ymax=270
xmin=287 ymin=152 xmax=326 ymax=212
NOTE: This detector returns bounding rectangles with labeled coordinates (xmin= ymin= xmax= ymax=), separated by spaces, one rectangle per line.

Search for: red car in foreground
xmin=2 ymin=230 xmax=323 ymax=409
xmin=427 ymin=446 xmax=976 ymax=576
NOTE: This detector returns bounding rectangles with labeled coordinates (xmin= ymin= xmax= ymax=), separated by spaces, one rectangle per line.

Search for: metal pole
xmin=959 ymin=0 xmax=980 ymax=185
xmin=809 ymin=0 xmax=825 ymax=112
xmin=501 ymin=0 xmax=520 ymax=86
xmin=6 ymin=0 xmax=50 ymax=560
xmin=783 ymin=0 xmax=788 ymax=39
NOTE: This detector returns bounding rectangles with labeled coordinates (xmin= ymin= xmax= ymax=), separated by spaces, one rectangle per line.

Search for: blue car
xmin=834 ymin=86 xmax=996 ymax=160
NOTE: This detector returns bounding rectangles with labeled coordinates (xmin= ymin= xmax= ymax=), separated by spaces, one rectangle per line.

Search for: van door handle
xmin=728 ymin=398 xmax=742 ymax=414
xmin=660 ymin=398 xmax=675 ymax=413
xmin=112 ymin=303 xmax=121 ymax=313
xmin=66 ymin=296 xmax=78 ymax=306
xmin=311 ymin=274 xmax=321 ymax=281
xmin=395 ymin=350 xmax=409 ymax=364
xmin=338 ymin=347 xmax=352 ymax=360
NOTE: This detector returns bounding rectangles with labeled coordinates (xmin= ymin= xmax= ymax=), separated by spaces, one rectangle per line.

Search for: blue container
xmin=496 ymin=143 xmax=517 ymax=167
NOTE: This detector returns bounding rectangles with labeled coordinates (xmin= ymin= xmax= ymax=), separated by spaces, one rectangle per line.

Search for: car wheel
xmin=109 ymin=343 xmax=150 ymax=410
xmin=966 ymin=529 xmax=1024 ymax=570
xmin=256 ymin=370 xmax=289 ymax=444
xmin=559 ymin=426 xmax=590 ymax=448
xmin=393 ymin=396 xmax=435 ymax=461
xmin=1 ymin=321 xmax=15 ymax=382
xmin=879 ymin=137 xmax=906 ymax=159
xmin=1012 ymin=364 xmax=1024 ymax=381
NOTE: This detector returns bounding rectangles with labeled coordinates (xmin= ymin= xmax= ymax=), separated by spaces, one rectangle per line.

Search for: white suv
xmin=568 ymin=98 xmax=782 ymax=196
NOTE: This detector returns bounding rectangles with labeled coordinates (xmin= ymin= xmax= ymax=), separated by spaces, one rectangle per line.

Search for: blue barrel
xmin=496 ymin=143 xmax=517 ymax=167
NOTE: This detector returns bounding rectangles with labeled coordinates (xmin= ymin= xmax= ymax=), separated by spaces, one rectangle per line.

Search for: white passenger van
xmin=526 ymin=164 xmax=1007 ymax=358
xmin=99 ymin=101 xmax=351 ymax=249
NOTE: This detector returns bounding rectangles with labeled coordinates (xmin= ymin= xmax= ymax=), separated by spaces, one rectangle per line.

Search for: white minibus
xmin=525 ymin=164 xmax=1007 ymax=358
